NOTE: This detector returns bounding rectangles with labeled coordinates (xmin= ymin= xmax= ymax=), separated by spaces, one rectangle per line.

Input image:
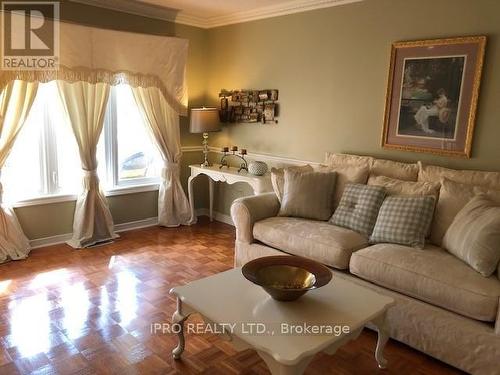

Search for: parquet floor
xmin=0 ymin=217 xmax=464 ymax=374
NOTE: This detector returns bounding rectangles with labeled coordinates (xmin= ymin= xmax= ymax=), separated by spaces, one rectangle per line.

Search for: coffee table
xmin=170 ymin=268 xmax=394 ymax=375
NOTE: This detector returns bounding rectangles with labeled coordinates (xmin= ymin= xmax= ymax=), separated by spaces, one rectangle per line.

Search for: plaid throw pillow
xmin=370 ymin=196 xmax=436 ymax=249
xmin=330 ymin=183 xmax=386 ymax=236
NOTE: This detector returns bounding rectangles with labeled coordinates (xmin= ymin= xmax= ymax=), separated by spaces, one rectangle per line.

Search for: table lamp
xmin=189 ymin=107 xmax=221 ymax=167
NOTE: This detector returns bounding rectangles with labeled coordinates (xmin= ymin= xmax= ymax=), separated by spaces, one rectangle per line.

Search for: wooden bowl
xmin=242 ymin=256 xmax=332 ymax=301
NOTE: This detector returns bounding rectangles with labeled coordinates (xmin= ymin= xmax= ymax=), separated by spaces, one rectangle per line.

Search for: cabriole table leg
xmin=372 ymin=313 xmax=390 ymax=369
xmin=172 ymin=298 xmax=188 ymax=359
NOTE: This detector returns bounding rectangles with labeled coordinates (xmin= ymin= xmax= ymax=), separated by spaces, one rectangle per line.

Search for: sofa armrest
xmin=231 ymin=192 xmax=280 ymax=244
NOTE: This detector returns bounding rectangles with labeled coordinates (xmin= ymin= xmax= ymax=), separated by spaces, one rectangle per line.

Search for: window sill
xmin=10 ymin=183 xmax=160 ymax=208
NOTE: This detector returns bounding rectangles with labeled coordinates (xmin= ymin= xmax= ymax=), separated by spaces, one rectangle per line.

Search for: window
xmin=3 ymin=83 xmax=161 ymax=204
xmin=2 ymin=82 xmax=80 ymax=203
xmin=98 ymin=84 xmax=162 ymax=189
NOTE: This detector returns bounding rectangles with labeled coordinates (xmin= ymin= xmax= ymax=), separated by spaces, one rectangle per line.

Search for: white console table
xmin=188 ymin=164 xmax=272 ymax=223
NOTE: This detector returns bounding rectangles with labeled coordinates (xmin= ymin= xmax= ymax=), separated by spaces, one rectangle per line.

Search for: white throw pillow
xmin=430 ymin=178 xmax=500 ymax=246
xmin=279 ymin=169 xmax=337 ymax=221
xmin=270 ymin=165 xmax=313 ymax=203
xmin=443 ymin=195 xmax=500 ymax=277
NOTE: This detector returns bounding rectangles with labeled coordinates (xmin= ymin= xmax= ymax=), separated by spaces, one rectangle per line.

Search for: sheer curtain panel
xmin=131 ymin=86 xmax=191 ymax=227
xmin=0 ymin=80 xmax=38 ymax=262
xmin=57 ymin=81 xmax=118 ymax=248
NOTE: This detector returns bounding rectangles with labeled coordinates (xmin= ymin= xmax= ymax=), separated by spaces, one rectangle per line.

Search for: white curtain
xmin=131 ymin=86 xmax=191 ymax=227
xmin=0 ymin=80 xmax=38 ymax=262
xmin=57 ymin=81 xmax=118 ymax=248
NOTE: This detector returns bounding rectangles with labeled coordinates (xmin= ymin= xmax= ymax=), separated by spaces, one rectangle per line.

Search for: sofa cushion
xmin=316 ymin=164 xmax=370 ymax=208
xmin=367 ymin=175 xmax=440 ymax=199
xmin=330 ymin=183 xmax=386 ymax=236
xmin=350 ymin=243 xmax=500 ymax=321
xmin=253 ymin=217 xmax=368 ymax=269
xmin=418 ymin=161 xmax=500 ymax=189
xmin=324 ymin=152 xmax=373 ymax=169
xmin=371 ymin=159 xmax=419 ymax=181
xmin=370 ymin=196 xmax=436 ymax=249
xmin=279 ymin=170 xmax=337 ymax=221
xmin=443 ymin=195 xmax=500 ymax=277
xmin=271 ymin=165 xmax=313 ymax=203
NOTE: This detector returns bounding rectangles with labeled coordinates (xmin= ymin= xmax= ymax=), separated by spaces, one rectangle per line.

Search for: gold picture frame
xmin=381 ymin=36 xmax=486 ymax=158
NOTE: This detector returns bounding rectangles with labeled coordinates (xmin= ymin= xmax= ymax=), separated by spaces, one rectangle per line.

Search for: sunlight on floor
xmin=30 ymin=268 xmax=70 ymax=288
xmin=0 ymin=280 xmax=12 ymax=295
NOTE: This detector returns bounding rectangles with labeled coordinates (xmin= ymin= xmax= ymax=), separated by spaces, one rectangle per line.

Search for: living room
xmin=0 ymin=0 xmax=499 ymax=374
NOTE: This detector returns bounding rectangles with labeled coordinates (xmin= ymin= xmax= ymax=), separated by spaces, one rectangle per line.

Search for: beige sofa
xmin=231 ymin=153 xmax=500 ymax=375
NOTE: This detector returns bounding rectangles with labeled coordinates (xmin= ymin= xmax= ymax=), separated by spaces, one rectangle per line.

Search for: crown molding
xmin=196 ymin=0 xmax=364 ymax=29
xmin=69 ymin=0 xmax=363 ymax=29
xmin=68 ymin=0 xmax=180 ymax=22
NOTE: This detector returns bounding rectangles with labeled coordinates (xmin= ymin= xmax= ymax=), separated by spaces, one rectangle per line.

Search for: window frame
xmin=5 ymin=83 xmax=161 ymax=208
xmin=101 ymin=86 xmax=161 ymax=190
xmin=4 ymin=84 xmax=63 ymax=202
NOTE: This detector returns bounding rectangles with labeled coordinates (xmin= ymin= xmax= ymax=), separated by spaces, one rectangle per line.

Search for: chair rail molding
xmin=182 ymin=145 xmax=321 ymax=167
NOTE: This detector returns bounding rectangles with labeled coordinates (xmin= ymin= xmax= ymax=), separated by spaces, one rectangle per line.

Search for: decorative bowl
xmin=242 ymin=256 xmax=332 ymax=301
xmin=248 ymin=161 xmax=268 ymax=176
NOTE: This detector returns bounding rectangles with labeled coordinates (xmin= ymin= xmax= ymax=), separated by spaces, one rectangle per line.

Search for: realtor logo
xmin=1 ymin=1 xmax=60 ymax=70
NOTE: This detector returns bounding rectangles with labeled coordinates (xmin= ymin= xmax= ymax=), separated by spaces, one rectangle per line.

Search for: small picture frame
xmin=264 ymin=103 xmax=275 ymax=122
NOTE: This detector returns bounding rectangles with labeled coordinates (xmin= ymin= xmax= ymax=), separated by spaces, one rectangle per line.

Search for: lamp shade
xmin=189 ymin=108 xmax=221 ymax=133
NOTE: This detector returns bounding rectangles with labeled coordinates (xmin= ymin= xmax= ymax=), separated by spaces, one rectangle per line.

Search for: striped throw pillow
xmin=370 ymin=196 xmax=436 ymax=249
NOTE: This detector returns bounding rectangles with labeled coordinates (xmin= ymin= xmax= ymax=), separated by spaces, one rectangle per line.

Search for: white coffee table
xmin=170 ymin=268 xmax=394 ymax=375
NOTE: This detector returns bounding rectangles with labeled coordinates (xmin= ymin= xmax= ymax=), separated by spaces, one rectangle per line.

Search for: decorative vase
xmin=248 ymin=161 xmax=268 ymax=176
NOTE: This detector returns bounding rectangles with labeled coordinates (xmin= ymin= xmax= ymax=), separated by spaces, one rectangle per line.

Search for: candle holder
xmin=219 ymin=146 xmax=248 ymax=173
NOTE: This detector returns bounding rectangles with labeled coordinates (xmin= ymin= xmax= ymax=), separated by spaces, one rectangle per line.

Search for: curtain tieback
xmin=83 ymin=169 xmax=99 ymax=189
xmin=161 ymin=163 xmax=179 ymax=179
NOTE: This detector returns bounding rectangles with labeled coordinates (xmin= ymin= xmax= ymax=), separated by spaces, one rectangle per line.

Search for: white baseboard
xmin=30 ymin=233 xmax=73 ymax=249
xmin=29 ymin=216 xmax=159 ymax=249
xmin=29 ymin=213 xmax=234 ymax=249
xmin=196 ymin=208 xmax=234 ymax=226
xmin=114 ymin=216 xmax=159 ymax=232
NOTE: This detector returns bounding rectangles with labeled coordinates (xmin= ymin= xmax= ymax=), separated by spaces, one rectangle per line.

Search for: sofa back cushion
xmin=278 ymin=169 xmax=337 ymax=221
xmin=443 ymin=195 xmax=500 ymax=277
xmin=370 ymin=195 xmax=436 ymax=249
xmin=318 ymin=164 xmax=369 ymax=208
xmin=324 ymin=152 xmax=373 ymax=169
xmin=367 ymin=175 xmax=440 ymax=199
xmin=271 ymin=165 xmax=313 ymax=203
xmin=330 ymin=183 xmax=386 ymax=236
xmin=371 ymin=159 xmax=419 ymax=181
xmin=418 ymin=161 xmax=500 ymax=189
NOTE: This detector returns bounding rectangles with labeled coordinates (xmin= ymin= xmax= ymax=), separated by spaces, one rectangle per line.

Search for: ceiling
xmin=71 ymin=0 xmax=363 ymax=28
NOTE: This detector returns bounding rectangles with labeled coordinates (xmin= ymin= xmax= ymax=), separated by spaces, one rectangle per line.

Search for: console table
xmin=188 ymin=164 xmax=272 ymax=223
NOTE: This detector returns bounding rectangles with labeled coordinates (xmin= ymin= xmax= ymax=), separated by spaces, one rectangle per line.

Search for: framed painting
xmin=381 ymin=36 xmax=486 ymax=158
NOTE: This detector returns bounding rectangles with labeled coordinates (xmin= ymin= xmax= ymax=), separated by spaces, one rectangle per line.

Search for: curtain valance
xmin=0 ymin=15 xmax=189 ymax=115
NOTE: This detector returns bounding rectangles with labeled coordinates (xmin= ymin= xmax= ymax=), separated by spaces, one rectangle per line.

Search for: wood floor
xmin=0 ymin=217 xmax=464 ymax=374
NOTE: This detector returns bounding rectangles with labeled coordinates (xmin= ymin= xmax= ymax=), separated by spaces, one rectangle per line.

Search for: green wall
xmin=202 ymin=0 xmax=500 ymax=215
xmin=205 ymin=0 xmax=500 ymax=169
